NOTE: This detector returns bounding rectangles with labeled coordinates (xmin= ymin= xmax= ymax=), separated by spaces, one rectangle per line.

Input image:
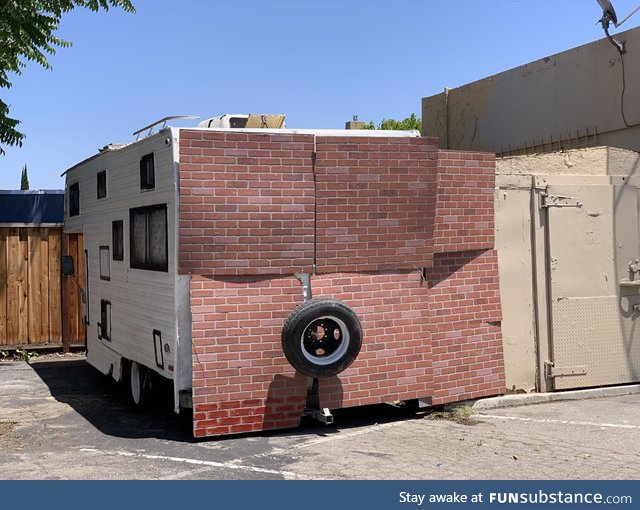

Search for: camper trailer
xmin=63 ymin=114 xmax=505 ymax=437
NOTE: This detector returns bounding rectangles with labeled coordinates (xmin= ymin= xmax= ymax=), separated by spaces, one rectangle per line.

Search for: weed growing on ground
xmin=425 ymin=405 xmax=481 ymax=426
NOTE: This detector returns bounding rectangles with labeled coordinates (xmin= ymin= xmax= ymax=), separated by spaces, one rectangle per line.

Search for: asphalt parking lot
xmin=1 ymin=356 xmax=640 ymax=480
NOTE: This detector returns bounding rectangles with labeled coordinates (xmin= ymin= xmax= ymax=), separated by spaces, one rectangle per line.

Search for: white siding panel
xmin=64 ymin=130 xmax=178 ymax=380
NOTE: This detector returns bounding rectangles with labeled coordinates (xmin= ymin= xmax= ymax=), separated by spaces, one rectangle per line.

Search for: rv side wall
xmin=64 ymin=132 xmax=179 ymax=385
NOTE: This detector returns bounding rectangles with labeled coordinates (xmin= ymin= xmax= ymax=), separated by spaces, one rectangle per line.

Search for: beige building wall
xmin=423 ymin=27 xmax=640 ymax=156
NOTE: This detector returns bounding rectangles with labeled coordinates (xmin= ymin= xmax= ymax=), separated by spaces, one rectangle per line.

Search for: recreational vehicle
xmin=63 ymin=114 xmax=504 ymax=437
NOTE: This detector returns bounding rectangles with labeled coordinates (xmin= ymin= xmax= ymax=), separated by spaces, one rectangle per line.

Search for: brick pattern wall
xmin=178 ymin=130 xmax=315 ymax=276
xmin=178 ymin=131 xmax=505 ymax=437
xmin=314 ymin=137 xmax=438 ymax=273
xmin=428 ymin=250 xmax=505 ymax=404
xmin=312 ymin=272 xmax=433 ymax=409
xmin=433 ymin=151 xmax=495 ymax=253
xmin=190 ymin=271 xmax=432 ymax=438
xmin=190 ymin=275 xmax=307 ymax=437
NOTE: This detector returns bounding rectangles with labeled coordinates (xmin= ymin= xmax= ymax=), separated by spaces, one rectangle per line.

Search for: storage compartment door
xmin=546 ymin=183 xmax=640 ymax=390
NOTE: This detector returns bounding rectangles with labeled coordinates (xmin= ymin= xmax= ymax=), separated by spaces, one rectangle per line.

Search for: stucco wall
xmin=423 ymin=27 xmax=640 ymax=155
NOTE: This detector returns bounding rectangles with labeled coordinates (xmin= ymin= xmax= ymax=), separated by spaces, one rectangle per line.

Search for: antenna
xmin=596 ymin=0 xmax=640 ymax=53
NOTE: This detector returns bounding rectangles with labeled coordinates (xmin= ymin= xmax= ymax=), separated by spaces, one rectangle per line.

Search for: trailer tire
xmin=282 ymin=298 xmax=362 ymax=378
xmin=128 ymin=360 xmax=150 ymax=408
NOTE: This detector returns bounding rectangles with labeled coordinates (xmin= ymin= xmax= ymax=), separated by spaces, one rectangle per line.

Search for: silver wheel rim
xmin=130 ymin=361 xmax=142 ymax=404
xmin=300 ymin=315 xmax=350 ymax=366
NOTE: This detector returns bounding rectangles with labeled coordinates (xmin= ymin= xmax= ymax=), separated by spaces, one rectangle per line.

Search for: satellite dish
xmin=596 ymin=0 xmax=627 ymax=52
xmin=597 ymin=0 xmax=618 ymax=26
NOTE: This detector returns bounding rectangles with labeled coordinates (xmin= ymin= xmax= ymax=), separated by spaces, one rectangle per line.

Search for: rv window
xmin=112 ymin=220 xmax=123 ymax=261
xmin=99 ymin=299 xmax=111 ymax=341
xmin=129 ymin=204 xmax=168 ymax=271
xmin=229 ymin=117 xmax=248 ymax=128
xmin=99 ymin=246 xmax=110 ymax=280
xmin=69 ymin=182 xmax=80 ymax=217
xmin=140 ymin=153 xmax=155 ymax=190
xmin=97 ymin=170 xmax=107 ymax=199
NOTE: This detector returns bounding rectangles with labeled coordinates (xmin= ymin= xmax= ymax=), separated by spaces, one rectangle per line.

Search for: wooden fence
xmin=0 ymin=227 xmax=84 ymax=349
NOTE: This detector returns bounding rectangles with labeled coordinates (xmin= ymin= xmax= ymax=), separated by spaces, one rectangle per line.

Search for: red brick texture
xmin=314 ymin=137 xmax=438 ymax=273
xmin=178 ymin=131 xmax=315 ymax=276
xmin=433 ymin=151 xmax=495 ymax=253
xmin=189 ymin=272 xmax=432 ymax=437
xmin=428 ymin=250 xmax=504 ymax=404
xmin=178 ymin=130 xmax=505 ymax=438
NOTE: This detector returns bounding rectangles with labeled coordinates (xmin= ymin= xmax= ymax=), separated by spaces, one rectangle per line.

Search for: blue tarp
xmin=0 ymin=190 xmax=64 ymax=225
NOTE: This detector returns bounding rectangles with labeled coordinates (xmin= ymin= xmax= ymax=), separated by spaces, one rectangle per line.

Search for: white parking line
xmin=79 ymin=448 xmax=308 ymax=479
xmin=479 ymin=414 xmax=640 ymax=430
xmin=294 ymin=420 xmax=411 ymax=449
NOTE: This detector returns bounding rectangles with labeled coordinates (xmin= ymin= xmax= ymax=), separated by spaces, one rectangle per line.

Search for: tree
xmin=362 ymin=113 xmax=422 ymax=134
xmin=20 ymin=163 xmax=28 ymax=189
xmin=0 ymin=0 xmax=135 ymax=155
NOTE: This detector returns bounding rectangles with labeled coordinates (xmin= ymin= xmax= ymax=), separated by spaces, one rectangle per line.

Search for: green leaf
xmin=0 ymin=0 xmax=135 ymax=155
xmin=360 ymin=113 xmax=422 ymax=134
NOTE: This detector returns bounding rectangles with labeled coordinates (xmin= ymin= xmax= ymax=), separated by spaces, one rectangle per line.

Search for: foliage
xmin=0 ymin=348 xmax=39 ymax=362
xmin=0 ymin=0 xmax=136 ymax=155
xmin=361 ymin=113 xmax=422 ymax=134
xmin=20 ymin=163 xmax=28 ymax=189
xmin=13 ymin=349 xmax=39 ymax=362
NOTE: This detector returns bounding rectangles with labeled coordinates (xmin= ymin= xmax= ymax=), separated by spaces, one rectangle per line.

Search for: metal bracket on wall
xmin=294 ymin=272 xmax=313 ymax=302
xmin=544 ymin=361 xmax=587 ymax=379
xmin=540 ymin=193 xmax=583 ymax=209
xmin=303 ymin=377 xmax=334 ymax=425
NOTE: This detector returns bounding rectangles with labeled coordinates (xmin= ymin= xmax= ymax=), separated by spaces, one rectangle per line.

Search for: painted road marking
xmin=79 ymin=448 xmax=308 ymax=479
xmin=479 ymin=414 xmax=640 ymax=430
xmin=294 ymin=420 xmax=411 ymax=449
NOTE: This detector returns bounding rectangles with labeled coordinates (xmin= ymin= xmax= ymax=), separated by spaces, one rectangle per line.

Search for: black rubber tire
xmin=281 ymin=298 xmax=363 ymax=378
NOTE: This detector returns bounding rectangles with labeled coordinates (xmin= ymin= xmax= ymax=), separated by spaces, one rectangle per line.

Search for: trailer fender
xmin=281 ymin=298 xmax=362 ymax=378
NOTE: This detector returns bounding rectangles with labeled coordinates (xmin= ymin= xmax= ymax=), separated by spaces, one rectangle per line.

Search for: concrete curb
xmin=472 ymin=384 xmax=640 ymax=410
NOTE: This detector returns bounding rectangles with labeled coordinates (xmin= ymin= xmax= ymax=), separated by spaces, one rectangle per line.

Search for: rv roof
xmin=61 ymin=126 xmax=420 ymax=176
xmin=182 ymin=127 xmax=420 ymax=137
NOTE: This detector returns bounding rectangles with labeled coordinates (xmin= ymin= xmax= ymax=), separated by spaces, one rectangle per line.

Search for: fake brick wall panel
xmin=314 ymin=137 xmax=439 ymax=273
xmin=311 ymin=271 xmax=433 ymax=409
xmin=190 ymin=275 xmax=305 ymax=437
xmin=190 ymin=271 xmax=435 ymax=437
xmin=428 ymin=249 xmax=505 ymax=403
xmin=178 ymin=130 xmax=506 ymax=437
xmin=179 ymin=132 xmax=441 ymax=277
xmin=433 ymin=151 xmax=495 ymax=253
xmin=178 ymin=130 xmax=315 ymax=276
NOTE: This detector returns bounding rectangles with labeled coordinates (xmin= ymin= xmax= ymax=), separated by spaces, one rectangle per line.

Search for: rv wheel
xmin=281 ymin=298 xmax=362 ymax=378
xmin=129 ymin=361 xmax=150 ymax=408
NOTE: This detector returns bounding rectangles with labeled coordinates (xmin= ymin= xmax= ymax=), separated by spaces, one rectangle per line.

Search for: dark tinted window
xmin=69 ymin=182 xmax=80 ymax=216
xmin=112 ymin=220 xmax=123 ymax=261
xmin=97 ymin=170 xmax=107 ymax=199
xmin=140 ymin=153 xmax=155 ymax=190
xmin=129 ymin=204 xmax=167 ymax=271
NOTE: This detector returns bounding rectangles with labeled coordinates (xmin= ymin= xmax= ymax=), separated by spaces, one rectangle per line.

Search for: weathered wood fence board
xmin=62 ymin=233 xmax=85 ymax=347
xmin=0 ymin=227 xmax=84 ymax=348
xmin=0 ymin=229 xmax=6 ymax=343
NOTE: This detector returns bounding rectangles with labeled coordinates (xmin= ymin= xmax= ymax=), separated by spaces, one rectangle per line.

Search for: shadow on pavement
xmin=29 ymin=358 xmax=425 ymax=443
xmin=29 ymin=359 xmax=194 ymax=442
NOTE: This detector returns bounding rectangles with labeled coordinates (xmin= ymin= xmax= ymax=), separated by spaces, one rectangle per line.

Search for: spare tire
xmin=282 ymin=298 xmax=363 ymax=378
